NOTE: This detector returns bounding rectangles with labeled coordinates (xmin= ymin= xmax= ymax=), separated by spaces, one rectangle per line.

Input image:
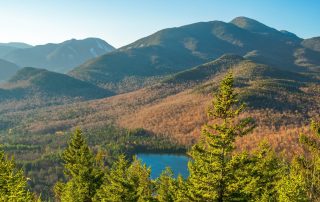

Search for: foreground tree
xmin=297 ymin=120 xmax=320 ymax=201
xmin=229 ymin=142 xmax=284 ymax=201
xmin=187 ymin=72 xmax=256 ymax=201
xmin=276 ymin=159 xmax=308 ymax=202
xmin=94 ymin=155 xmax=153 ymax=202
xmin=54 ymin=129 xmax=103 ymax=202
xmin=0 ymin=149 xmax=35 ymax=201
xmin=156 ymin=167 xmax=178 ymax=202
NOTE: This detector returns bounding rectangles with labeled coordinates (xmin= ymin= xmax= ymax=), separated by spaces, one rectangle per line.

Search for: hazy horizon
xmin=1 ymin=0 xmax=320 ymax=48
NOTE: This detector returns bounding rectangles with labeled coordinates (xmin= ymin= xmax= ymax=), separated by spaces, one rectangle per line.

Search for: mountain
xmin=0 ymin=42 xmax=33 ymax=49
xmin=301 ymin=37 xmax=320 ymax=52
xmin=5 ymin=56 xmax=319 ymax=150
xmin=0 ymin=67 xmax=114 ymax=105
xmin=0 ymin=42 xmax=32 ymax=57
xmin=230 ymin=17 xmax=301 ymax=41
xmin=0 ymin=59 xmax=20 ymax=82
xmin=3 ymin=38 xmax=115 ymax=73
xmin=70 ymin=17 xmax=319 ymax=93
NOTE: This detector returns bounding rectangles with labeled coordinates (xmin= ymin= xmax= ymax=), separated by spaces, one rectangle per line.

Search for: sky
xmin=0 ymin=0 xmax=319 ymax=48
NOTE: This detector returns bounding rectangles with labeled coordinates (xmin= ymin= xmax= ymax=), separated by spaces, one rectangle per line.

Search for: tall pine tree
xmin=54 ymin=129 xmax=103 ymax=202
xmin=0 ymin=148 xmax=35 ymax=201
xmin=187 ymin=72 xmax=255 ymax=201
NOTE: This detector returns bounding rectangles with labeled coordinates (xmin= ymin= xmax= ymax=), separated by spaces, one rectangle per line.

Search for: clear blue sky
xmin=0 ymin=0 xmax=319 ymax=47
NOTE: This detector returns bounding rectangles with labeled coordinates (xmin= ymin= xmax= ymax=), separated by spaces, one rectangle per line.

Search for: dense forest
xmin=1 ymin=73 xmax=319 ymax=201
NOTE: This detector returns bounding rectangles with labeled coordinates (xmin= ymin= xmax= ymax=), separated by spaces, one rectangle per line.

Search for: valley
xmin=0 ymin=16 xmax=319 ymax=200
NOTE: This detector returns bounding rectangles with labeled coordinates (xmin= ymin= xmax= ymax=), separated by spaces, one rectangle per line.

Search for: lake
xmin=136 ymin=153 xmax=189 ymax=179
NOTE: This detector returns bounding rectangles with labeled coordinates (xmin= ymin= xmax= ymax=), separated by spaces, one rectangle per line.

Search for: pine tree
xmin=187 ymin=72 xmax=255 ymax=201
xmin=0 ymin=149 xmax=35 ymax=201
xmin=128 ymin=156 xmax=154 ymax=201
xmin=276 ymin=159 xmax=308 ymax=202
xmin=156 ymin=167 xmax=178 ymax=202
xmin=54 ymin=128 xmax=103 ymax=202
xmin=229 ymin=142 xmax=284 ymax=201
xmin=94 ymin=155 xmax=153 ymax=202
xmin=297 ymin=120 xmax=320 ymax=201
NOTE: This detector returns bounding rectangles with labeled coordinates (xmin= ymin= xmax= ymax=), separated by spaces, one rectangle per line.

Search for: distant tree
xmin=54 ymin=129 xmax=103 ymax=202
xmin=187 ymin=72 xmax=255 ymax=201
xmin=93 ymin=155 xmax=153 ymax=202
xmin=0 ymin=149 xmax=35 ymax=201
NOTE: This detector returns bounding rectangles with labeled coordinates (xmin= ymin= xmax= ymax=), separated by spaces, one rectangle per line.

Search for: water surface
xmin=137 ymin=153 xmax=189 ymax=179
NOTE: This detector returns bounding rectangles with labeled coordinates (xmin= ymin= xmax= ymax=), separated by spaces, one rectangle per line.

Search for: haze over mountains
xmin=0 ymin=59 xmax=20 ymax=82
xmin=1 ymin=38 xmax=115 ymax=73
xmin=0 ymin=16 xmax=319 ymax=141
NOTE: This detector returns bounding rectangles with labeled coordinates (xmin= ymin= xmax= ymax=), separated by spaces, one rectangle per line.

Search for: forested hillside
xmin=1 ymin=74 xmax=319 ymax=201
xmin=0 ymin=15 xmax=320 ymax=200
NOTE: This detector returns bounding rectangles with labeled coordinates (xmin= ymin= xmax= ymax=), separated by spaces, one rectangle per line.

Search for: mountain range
xmin=69 ymin=17 xmax=320 ymax=93
xmin=0 ymin=16 xmax=319 ymax=151
xmin=0 ymin=59 xmax=20 ymax=82
xmin=0 ymin=38 xmax=115 ymax=74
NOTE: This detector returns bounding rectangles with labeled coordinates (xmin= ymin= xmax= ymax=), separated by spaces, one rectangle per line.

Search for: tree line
xmin=0 ymin=73 xmax=319 ymax=201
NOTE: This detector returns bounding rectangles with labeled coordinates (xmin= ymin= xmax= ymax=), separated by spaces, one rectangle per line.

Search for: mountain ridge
xmin=0 ymin=59 xmax=20 ymax=82
xmin=0 ymin=67 xmax=114 ymax=105
xmin=70 ymin=17 xmax=319 ymax=93
xmin=2 ymin=38 xmax=115 ymax=73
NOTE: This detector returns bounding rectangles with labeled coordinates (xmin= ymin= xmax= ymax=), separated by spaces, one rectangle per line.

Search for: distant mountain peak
xmin=3 ymin=38 xmax=116 ymax=73
xmin=230 ymin=16 xmax=278 ymax=34
xmin=0 ymin=42 xmax=33 ymax=49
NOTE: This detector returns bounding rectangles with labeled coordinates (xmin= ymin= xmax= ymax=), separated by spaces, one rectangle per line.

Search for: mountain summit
xmin=70 ymin=17 xmax=319 ymax=93
xmin=2 ymin=38 xmax=115 ymax=73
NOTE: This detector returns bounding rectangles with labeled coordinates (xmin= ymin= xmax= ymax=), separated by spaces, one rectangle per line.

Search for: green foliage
xmin=187 ymin=72 xmax=255 ymax=201
xmin=296 ymin=120 xmax=320 ymax=201
xmin=276 ymin=159 xmax=308 ymax=202
xmin=229 ymin=142 xmax=284 ymax=201
xmin=94 ymin=155 xmax=153 ymax=202
xmin=155 ymin=167 xmax=178 ymax=202
xmin=54 ymin=129 xmax=103 ymax=202
xmin=0 ymin=148 xmax=35 ymax=201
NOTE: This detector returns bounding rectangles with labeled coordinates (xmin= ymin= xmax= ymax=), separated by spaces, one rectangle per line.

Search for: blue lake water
xmin=136 ymin=153 xmax=189 ymax=179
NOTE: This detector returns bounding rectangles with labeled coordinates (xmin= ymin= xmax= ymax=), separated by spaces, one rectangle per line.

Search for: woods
xmin=0 ymin=73 xmax=319 ymax=201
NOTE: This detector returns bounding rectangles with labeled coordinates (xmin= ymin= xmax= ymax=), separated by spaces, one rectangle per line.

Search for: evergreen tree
xmin=94 ymin=155 xmax=153 ymax=202
xmin=128 ymin=156 xmax=154 ymax=201
xmin=229 ymin=142 xmax=284 ymax=201
xmin=187 ymin=72 xmax=255 ymax=201
xmin=276 ymin=159 xmax=308 ymax=202
xmin=0 ymin=149 xmax=35 ymax=201
xmin=297 ymin=120 xmax=320 ymax=201
xmin=156 ymin=167 xmax=178 ymax=202
xmin=54 ymin=129 xmax=103 ymax=202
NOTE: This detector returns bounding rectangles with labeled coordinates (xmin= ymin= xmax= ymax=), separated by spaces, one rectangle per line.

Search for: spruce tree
xmin=297 ymin=120 xmax=320 ymax=201
xmin=156 ymin=167 xmax=178 ymax=202
xmin=54 ymin=129 xmax=103 ymax=202
xmin=0 ymin=149 xmax=35 ymax=201
xmin=187 ymin=72 xmax=255 ymax=201
xmin=229 ymin=142 xmax=284 ymax=201
xmin=128 ymin=156 xmax=153 ymax=201
xmin=94 ymin=155 xmax=153 ymax=202
xmin=276 ymin=159 xmax=308 ymax=202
